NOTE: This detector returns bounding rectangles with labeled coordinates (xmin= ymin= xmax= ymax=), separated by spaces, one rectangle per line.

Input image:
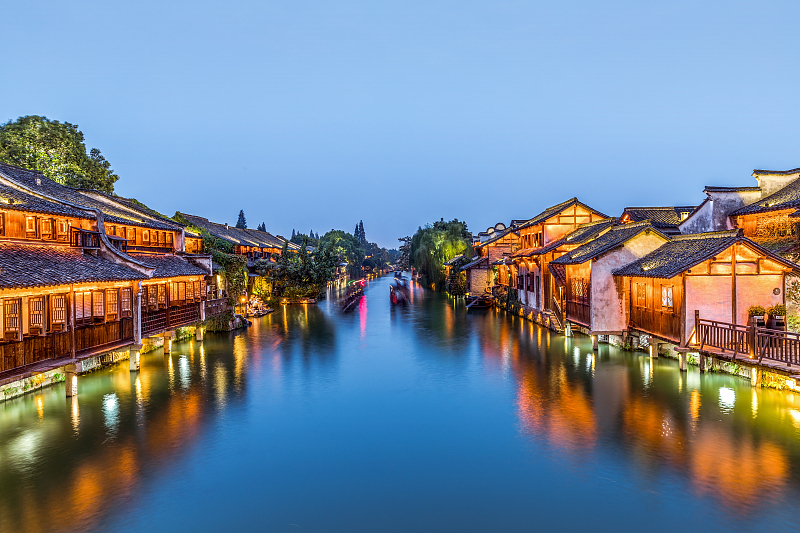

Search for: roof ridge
xmin=671 ymin=229 xmax=740 ymax=241
xmin=753 ymin=168 xmax=800 ymax=175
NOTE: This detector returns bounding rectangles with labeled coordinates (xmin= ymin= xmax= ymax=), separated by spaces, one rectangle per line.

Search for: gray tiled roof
xmin=0 ymin=242 xmax=145 ymax=289
xmin=511 ymin=218 xmax=615 ymax=258
xmin=621 ymin=206 xmax=695 ymax=229
xmin=0 ymin=163 xmax=181 ymax=231
xmin=0 ymin=183 xmax=91 ymax=219
xmin=551 ymin=222 xmax=665 ymax=265
xmin=517 ymin=198 xmax=608 ymax=230
xmin=730 ymin=178 xmax=800 ymax=217
xmin=178 ymin=213 xmax=297 ymax=250
xmin=612 ymin=231 xmax=742 ymax=279
xmin=128 ymin=254 xmax=208 ymax=278
xmin=443 ymin=254 xmax=464 ymax=266
xmin=461 ymin=256 xmax=488 ymax=270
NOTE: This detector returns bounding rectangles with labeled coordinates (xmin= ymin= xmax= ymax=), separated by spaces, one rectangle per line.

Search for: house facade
xmin=0 ymin=163 xmax=212 ymax=377
xmin=612 ymin=230 xmax=799 ymax=347
xmin=548 ymin=221 xmax=670 ymax=337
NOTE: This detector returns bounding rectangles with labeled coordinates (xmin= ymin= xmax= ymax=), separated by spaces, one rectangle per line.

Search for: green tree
xmin=0 ymin=115 xmax=119 ymax=192
xmin=320 ymin=229 xmax=365 ymax=278
xmin=257 ymin=222 xmax=266 ymax=232
xmin=409 ymin=219 xmax=471 ymax=290
xmin=236 ymin=210 xmax=247 ymax=229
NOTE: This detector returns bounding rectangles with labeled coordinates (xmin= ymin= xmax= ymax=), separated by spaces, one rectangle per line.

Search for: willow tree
xmin=409 ymin=219 xmax=471 ymax=290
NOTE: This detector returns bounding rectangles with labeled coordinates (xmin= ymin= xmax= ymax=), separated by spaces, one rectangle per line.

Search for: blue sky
xmin=2 ymin=0 xmax=798 ymax=247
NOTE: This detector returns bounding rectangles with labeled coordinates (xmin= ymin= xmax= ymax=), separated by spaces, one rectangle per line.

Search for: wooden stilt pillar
xmin=65 ymin=364 xmax=77 ymax=397
xmin=699 ymin=352 xmax=707 ymax=373
xmin=678 ymin=351 xmax=687 ymax=372
xmin=130 ymin=349 xmax=140 ymax=372
xmin=195 ymin=327 xmax=204 ymax=341
xmin=592 ymin=335 xmax=598 ymax=351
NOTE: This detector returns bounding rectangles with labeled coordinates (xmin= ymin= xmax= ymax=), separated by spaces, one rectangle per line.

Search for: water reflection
xmin=0 ymin=279 xmax=800 ymax=532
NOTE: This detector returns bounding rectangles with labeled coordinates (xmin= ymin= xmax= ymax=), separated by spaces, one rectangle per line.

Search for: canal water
xmin=2 ymin=274 xmax=800 ymax=532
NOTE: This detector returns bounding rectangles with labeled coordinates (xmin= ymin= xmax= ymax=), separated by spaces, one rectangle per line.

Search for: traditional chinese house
xmin=548 ymin=221 xmax=670 ymax=337
xmin=175 ymin=212 xmax=298 ymax=258
xmin=0 ymin=163 xmax=212 ymax=377
xmin=507 ymin=198 xmax=608 ymax=327
xmin=175 ymin=212 xmax=299 ymax=300
xmin=462 ymin=222 xmax=520 ymax=296
xmin=678 ymin=168 xmax=800 ymax=257
xmin=620 ymin=206 xmax=695 ymax=235
xmin=612 ymin=230 xmax=800 ymax=347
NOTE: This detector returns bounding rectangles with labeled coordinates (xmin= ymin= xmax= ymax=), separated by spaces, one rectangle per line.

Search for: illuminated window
xmin=661 ymin=286 xmax=673 ymax=309
xmin=158 ymin=284 xmax=166 ymax=307
xmin=4 ymin=299 xmax=20 ymax=339
xmin=51 ymin=294 xmax=66 ymax=329
xmin=121 ymin=288 xmax=132 ymax=318
xmin=0 ymin=212 xmax=4 ymax=236
xmin=92 ymin=291 xmax=104 ymax=319
xmin=106 ymin=289 xmax=118 ymax=319
xmin=142 ymin=230 xmax=150 ymax=244
xmin=28 ymin=297 xmax=44 ymax=331
xmin=636 ymin=283 xmax=646 ymax=308
xmin=148 ymin=285 xmax=158 ymax=309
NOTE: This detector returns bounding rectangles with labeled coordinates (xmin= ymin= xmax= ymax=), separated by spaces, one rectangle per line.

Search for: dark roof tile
xmin=0 ymin=242 xmax=145 ymax=289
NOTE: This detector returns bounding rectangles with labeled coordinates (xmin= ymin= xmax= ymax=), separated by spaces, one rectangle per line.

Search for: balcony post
xmin=133 ymin=286 xmax=142 ymax=345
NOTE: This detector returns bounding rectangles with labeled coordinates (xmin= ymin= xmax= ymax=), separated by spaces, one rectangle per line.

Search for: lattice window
xmin=4 ymin=299 xmax=20 ymax=338
xmin=0 ymin=212 xmax=4 ymax=236
xmin=178 ymin=282 xmax=186 ymax=301
xmin=661 ymin=286 xmax=673 ymax=309
xmin=158 ymin=284 xmax=166 ymax=307
xmin=148 ymin=285 xmax=158 ymax=309
xmin=142 ymin=230 xmax=150 ymax=244
xmin=106 ymin=289 xmax=118 ymax=320
xmin=636 ymin=283 xmax=646 ymax=308
xmin=29 ymin=297 xmax=44 ymax=331
xmin=121 ymin=288 xmax=132 ymax=318
xmin=51 ymin=294 xmax=66 ymax=329
xmin=92 ymin=291 xmax=104 ymax=319
xmin=571 ymin=278 xmax=589 ymax=304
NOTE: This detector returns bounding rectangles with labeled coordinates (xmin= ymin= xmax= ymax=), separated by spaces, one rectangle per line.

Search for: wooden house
xmin=620 ymin=206 xmax=695 ymax=236
xmin=507 ymin=198 xmax=608 ymax=326
xmin=678 ymin=168 xmax=800 ymax=258
xmin=0 ymin=163 xmax=211 ymax=376
xmin=462 ymin=223 xmax=521 ymax=296
xmin=548 ymin=221 xmax=670 ymax=336
xmin=612 ymin=230 xmax=800 ymax=347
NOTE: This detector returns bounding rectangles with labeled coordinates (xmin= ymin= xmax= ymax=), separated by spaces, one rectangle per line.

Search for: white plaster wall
xmin=735 ymin=274 xmax=783 ymax=325
xmin=591 ymin=233 xmax=669 ymax=333
xmin=468 ymin=268 xmax=492 ymax=295
xmin=685 ymin=276 xmax=733 ymax=340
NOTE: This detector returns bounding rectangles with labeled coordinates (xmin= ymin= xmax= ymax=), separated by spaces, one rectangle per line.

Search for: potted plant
xmin=768 ymin=304 xmax=787 ymax=330
xmin=748 ymin=305 xmax=766 ymax=327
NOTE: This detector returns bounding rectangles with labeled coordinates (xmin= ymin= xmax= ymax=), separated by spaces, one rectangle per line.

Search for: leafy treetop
xmin=0 ymin=115 xmax=119 ymax=193
xmin=236 ymin=210 xmax=247 ymax=229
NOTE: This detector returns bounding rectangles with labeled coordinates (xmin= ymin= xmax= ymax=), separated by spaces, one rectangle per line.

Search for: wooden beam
xmin=732 ymin=244 xmax=737 ymax=324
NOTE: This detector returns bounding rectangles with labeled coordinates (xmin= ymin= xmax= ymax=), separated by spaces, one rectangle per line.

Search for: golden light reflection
xmin=690 ymin=390 xmax=701 ymax=431
xmin=35 ymin=396 xmax=43 ymax=420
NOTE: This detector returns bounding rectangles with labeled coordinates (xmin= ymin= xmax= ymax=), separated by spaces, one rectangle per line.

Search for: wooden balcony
xmin=0 ymin=319 xmax=134 ymax=374
xmin=566 ymin=300 xmax=590 ymax=327
xmin=141 ymin=302 xmax=202 ymax=337
xmin=70 ymin=228 xmax=100 ymax=249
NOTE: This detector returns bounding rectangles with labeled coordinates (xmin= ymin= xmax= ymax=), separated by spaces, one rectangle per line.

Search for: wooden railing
xmin=75 ymin=319 xmax=134 ymax=354
xmin=566 ymin=301 xmax=590 ymax=327
xmin=71 ymin=228 xmax=100 ymax=249
xmin=141 ymin=302 xmax=201 ymax=337
xmin=550 ymin=297 xmax=563 ymax=330
xmin=0 ymin=332 xmax=71 ymax=373
xmin=697 ymin=318 xmax=749 ymax=358
xmin=205 ymin=298 xmax=229 ymax=318
xmin=0 ymin=319 xmax=135 ymax=373
xmin=695 ymin=311 xmax=800 ymax=367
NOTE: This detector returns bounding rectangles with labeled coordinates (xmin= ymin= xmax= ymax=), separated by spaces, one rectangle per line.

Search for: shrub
xmin=768 ymin=303 xmax=787 ymax=317
xmin=747 ymin=305 xmax=766 ymax=317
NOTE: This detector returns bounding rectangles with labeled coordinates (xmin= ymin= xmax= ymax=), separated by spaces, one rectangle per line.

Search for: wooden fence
xmin=696 ymin=311 xmax=800 ymax=367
